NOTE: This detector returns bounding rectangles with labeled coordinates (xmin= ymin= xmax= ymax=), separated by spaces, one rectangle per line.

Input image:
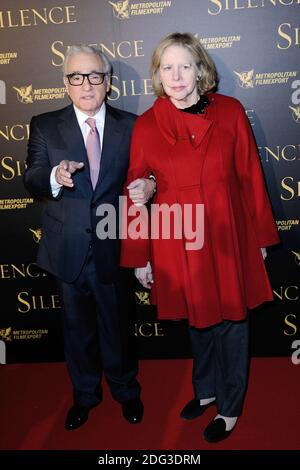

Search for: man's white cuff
xmin=50 ymin=165 xmax=62 ymax=197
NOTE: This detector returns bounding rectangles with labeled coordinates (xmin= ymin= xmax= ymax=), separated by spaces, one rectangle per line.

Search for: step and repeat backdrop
xmin=0 ymin=0 xmax=299 ymax=363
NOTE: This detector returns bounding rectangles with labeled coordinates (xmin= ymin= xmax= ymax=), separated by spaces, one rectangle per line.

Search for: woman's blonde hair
xmin=151 ymin=32 xmax=217 ymax=97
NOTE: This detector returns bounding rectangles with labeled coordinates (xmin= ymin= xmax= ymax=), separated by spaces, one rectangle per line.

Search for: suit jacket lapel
xmin=95 ymin=104 xmax=123 ymax=189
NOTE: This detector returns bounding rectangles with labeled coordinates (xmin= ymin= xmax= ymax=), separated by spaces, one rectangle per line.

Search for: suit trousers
xmin=189 ymin=318 xmax=249 ymax=417
xmin=56 ymin=246 xmax=140 ymax=407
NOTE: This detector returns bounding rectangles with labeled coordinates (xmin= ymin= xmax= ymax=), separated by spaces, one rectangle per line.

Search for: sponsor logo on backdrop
xmin=13 ymin=329 xmax=49 ymax=340
xmin=108 ymin=0 xmax=172 ymax=19
xmin=135 ymin=291 xmax=150 ymax=305
xmin=200 ymin=35 xmax=240 ymax=50
xmin=291 ymin=251 xmax=300 ymax=266
xmin=13 ymin=85 xmax=66 ymax=104
xmin=0 ymin=80 xmax=6 ymax=104
xmin=234 ymin=70 xmax=254 ymax=88
xmin=0 ymin=326 xmax=48 ymax=341
xmin=276 ymin=220 xmax=300 ymax=232
xmin=134 ymin=322 xmax=164 ymax=337
xmin=0 ymin=327 xmax=12 ymax=342
xmin=0 ymin=198 xmax=34 ymax=210
xmin=289 ymin=106 xmax=300 ymax=123
xmin=0 ymin=51 xmax=17 ymax=65
xmin=208 ymin=0 xmax=299 ymax=15
xmin=30 ymin=228 xmax=42 ymax=244
xmin=109 ymin=0 xmax=130 ymax=18
xmin=234 ymin=69 xmax=297 ymax=88
xmin=0 ymin=6 xmax=76 ymax=28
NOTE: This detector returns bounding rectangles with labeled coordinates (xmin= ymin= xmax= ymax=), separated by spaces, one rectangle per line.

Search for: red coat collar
xmin=153 ymin=96 xmax=213 ymax=149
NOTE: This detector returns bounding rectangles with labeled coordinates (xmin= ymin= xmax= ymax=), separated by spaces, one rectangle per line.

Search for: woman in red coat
xmin=121 ymin=32 xmax=279 ymax=442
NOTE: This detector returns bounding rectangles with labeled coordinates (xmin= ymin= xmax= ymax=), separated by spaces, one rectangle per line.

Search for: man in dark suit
xmin=24 ymin=45 xmax=154 ymax=430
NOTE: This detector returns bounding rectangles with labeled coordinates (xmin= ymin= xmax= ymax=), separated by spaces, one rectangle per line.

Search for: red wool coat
xmin=120 ymin=94 xmax=280 ymax=328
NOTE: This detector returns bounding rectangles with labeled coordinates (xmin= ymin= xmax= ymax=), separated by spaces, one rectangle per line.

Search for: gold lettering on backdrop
xmin=12 ymin=329 xmax=48 ymax=340
xmin=200 ymin=35 xmax=241 ymax=50
xmin=283 ymin=314 xmax=298 ymax=336
xmin=109 ymin=41 xmax=131 ymax=59
xmin=17 ymin=292 xmax=61 ymax=313
xmin=276 ymin=219 xmax=300 ymax=231
xmin=0 ymin=51 xmax=17 ymax=65
xmin=0 ymin=263 xmax=46 ymax=279
xmin=0 ymin=6 xmax=76 ymax=28
xmin=20 ymin=10 xmax=31 ymax=26
xmin=273 ymin=286 xmax=299 ymax=301
xmin=258 ymin=144 xmax=300 ymax=162
xmin=208 ymin=0 xmax=300 ymax=15
xmin=0 ymin=156 xmax=25 ymax=180
xmin=51 ymin=41 xmax=65 ymax=67
xmin=98 ymin=40 xmax=145 ymax=59
xmin=134 ymin=322 xmax=164 ymax=337
xmin=280 ymin=176 xmax=300 ymax=200
xmin=0 ymin=265 xmax=10 ymax=279
xmin=109 ymin=76 xmax=153 ymax=101
xmin=277 ymin=22 xmax=300 ymax=49
xmin=0 ymin=124 xmax=30 ymax=141
xmin=51 ymin=40 xmax=144 ymax=67
xmin=0 ymin=198 xmax=33 ymax=210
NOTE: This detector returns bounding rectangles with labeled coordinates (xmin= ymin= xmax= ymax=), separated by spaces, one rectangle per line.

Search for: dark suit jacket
xmin=24 ymin=103 xmax=136 ymax=283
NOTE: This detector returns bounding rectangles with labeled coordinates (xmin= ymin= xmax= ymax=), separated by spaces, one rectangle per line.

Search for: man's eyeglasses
xmin=65 ymin=72 xmax=106 ymax=86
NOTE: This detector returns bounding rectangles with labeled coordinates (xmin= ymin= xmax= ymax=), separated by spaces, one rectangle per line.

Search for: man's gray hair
xmin=63 ymin=45 xmax=112 ymax=77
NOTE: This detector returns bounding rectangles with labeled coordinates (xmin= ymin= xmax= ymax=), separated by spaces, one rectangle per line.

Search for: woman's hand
xmin=135 ymin=261 xmax=154 ymax=289
xmin=127 ymin=178 xmax=156 ymax=206
xmin=261 ymin=247 xmax=267 ymax=260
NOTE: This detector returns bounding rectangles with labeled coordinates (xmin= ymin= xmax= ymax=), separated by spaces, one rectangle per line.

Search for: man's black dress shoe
xmin=203 ymin=418 xmax=233 ymax=442
xmin=65 ymin=405 xmax=92 ymax=430
xmin=121 ymin=397 xmax=144 ymax=424
xmin=180 ymin=398 xmax=215 ymax=420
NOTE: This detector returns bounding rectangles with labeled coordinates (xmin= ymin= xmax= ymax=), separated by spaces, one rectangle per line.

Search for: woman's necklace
xmin=181 ymin=95 xmax=209 ymax=115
